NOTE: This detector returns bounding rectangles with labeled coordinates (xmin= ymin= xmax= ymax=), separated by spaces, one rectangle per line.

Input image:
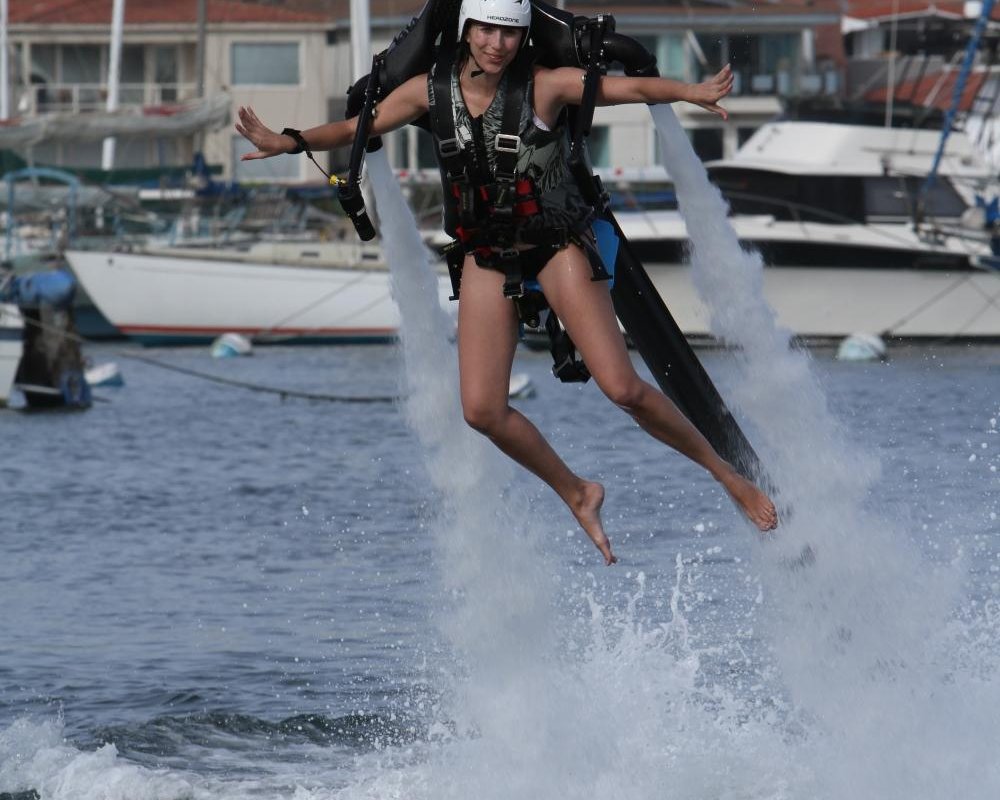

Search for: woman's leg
xmin=457 ymin=255 xmax=616 ymax=563
xmin=536 ymin=245 xmax=777 ymax=531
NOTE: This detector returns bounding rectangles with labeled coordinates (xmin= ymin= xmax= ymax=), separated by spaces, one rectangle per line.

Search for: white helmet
xmin=458 ymin=0 xmax=532 ymax=42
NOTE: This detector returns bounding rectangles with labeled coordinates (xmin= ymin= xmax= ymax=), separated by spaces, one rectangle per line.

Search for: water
xmin=2 ymin=137 xmax=999 ymax=798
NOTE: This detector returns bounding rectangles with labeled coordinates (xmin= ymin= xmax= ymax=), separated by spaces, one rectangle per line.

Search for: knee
xmin=599 ymin=375 xmax=648 ymax=414
xmin=462 ymin=398 xmax=508 ymax=436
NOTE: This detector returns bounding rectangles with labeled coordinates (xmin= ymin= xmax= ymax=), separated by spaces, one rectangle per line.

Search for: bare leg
xmin=457 ymin=256 xmax=617 ymax=563
xmin=537 ymin=245 xmax=777 ymax=532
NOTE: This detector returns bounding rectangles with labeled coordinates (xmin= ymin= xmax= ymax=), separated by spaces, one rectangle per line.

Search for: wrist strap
xmin=281 ymin=127 xmax=309 ymax=155
xmin=281 ymin=127 xmax=333 ymax=183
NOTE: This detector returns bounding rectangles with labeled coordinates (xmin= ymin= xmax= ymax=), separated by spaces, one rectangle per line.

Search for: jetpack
xmin=338 ymin=0 xmax=766 ymax=485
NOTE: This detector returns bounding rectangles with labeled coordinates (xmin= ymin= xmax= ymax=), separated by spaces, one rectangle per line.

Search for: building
xmin=5 ymin=0 xmax=329 ymax=183
xmin=4 ymin=0 xmax=849 ymax=182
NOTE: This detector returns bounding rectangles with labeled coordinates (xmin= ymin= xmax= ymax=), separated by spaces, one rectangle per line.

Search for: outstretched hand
xmin=235 ymin=105 xmax=289 ymax=161
xmin=686 ymin=65 xmax=734 ymax=120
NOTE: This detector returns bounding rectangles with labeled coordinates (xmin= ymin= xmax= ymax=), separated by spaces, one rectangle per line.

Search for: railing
xmin=723 ymin=68 xmax=840 ymax=98
xmin=15 ymin=83 xmax=199 ymax=114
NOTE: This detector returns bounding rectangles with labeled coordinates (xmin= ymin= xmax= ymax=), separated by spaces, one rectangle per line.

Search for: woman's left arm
xmin=536 ymin=64 xmax=734 ymax=121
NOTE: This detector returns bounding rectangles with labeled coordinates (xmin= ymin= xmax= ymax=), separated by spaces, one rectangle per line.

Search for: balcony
xmin=18 ymin=82 xmax=199 ymax=115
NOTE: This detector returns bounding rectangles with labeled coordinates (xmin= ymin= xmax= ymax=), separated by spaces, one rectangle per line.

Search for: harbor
xmin=3 ymin=0 xmax=1000 ymax=798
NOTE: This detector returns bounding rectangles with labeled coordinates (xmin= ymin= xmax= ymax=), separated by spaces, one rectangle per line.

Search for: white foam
xmin=0 ymin=718 xmax=192 ymax=800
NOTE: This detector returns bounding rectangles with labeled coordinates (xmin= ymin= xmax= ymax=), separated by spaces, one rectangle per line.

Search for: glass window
xmin=31 ymin=44 xmax=56 ymax=82
xmin=758 ymin=34 xmax=798 ymax=74
xmin=659 ymin=34 xmax=686 ymax=81
xmin=690 ymin=128 xmax=723 ymax=162
xmin=693 ymin=33 xmax=723 ymax=79
xmin=737 ymin=127 xmax=757 ymax=147
xmin=864 ymin=177 xmax=966 ymax=220
xmin=589 ymin=125 xmax=610 ymax=168
xmin=60 ymin=140 xmax=103 ymax=168
xmin=154 ymin=46 xmax=179 ymax=102
xmin=61 ymin=44 xmax=102 ymax=83
xmin=121 ymin=45 xmax=145 ymax=104
xmin=415 ymin=128 xmax=438 ymax=170
xmin=232 ymin=135 xmax=300 ymax=181
xmin=231 ymin=43 xmax=299 ymax=86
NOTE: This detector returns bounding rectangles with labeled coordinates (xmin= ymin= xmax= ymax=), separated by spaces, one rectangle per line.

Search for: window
xmin=659 ymin=34 xmax=686 ymax=81
xmin=589 ymin=125 xmax=610 ymax=168
xmin=31 ymin=44 xmax=56 ymax=82
xmin=864 ymin=177 xmax=966 ymax=220
xmin=737 ymin=127 xmax=758 ymax=148
xmin=231 ymin=43 xmax=299 ymax=86
xmin=121 ymin=45 xmax=145 ymax=104
xmin=154 ymin=46 xmax=179 ymax=101
xmin=232 ymin=135 xmax=300 ymax=181
xmin=690 ymin=128 xmax=723 ymax=162
xmin=415 ymin=128 xmax=439 ymax=170
xmin=61 ymin=45 xmax=102 ymax=83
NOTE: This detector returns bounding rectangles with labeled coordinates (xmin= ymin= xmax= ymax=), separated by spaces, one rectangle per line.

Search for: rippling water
xmin=1 ymin=338 xmax=998 ymax=799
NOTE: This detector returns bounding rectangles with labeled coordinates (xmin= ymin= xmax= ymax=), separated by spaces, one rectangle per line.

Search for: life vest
xmin=428 ymin=45 xmax=603 ymax=300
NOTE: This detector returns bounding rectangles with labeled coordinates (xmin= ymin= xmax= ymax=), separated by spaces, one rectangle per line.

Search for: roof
xmin=845 ymin=0 xmax=1000 ymax=22
xmin=313 ymin=0 xmax=842 ymax=24
xmin=865 ymin=71 xmax=989 ymax=112
xmin=714 ymin=120 xmax=990 ymax=177
xmin=9 ymin=0 xmax=328 ymax=26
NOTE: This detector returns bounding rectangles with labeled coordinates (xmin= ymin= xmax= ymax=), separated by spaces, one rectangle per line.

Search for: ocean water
xmin=2 ymin=338 xmax=998 ymax=800
xmin=3 ymin=128 xmax=1000 ymax=799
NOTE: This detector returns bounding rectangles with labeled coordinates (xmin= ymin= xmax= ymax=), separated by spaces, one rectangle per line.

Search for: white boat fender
xmin=508 ymin=372 xmax=535 ymax=399
xmin=211 ymin=333 xmax=253 ymax=358
xmin=84 ymin=361 xmax=124 ymax=387
xmin=836 ymin=333 xmax=888 ymax=362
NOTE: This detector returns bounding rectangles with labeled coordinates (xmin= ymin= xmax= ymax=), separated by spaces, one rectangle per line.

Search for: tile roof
xmin=10 ymin=0 xmax=328 ymax=25
xmin=846 ymin=0 xmax=1000 ymax=21
xmin=865 ymin=71 xmax=988 ymax=111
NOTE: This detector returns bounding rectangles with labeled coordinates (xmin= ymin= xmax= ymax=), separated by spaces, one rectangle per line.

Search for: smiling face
xmin=464 ymin=21 xmax=525 ymax=76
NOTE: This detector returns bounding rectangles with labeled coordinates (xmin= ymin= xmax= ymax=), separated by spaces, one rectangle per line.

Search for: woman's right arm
xmin=235 ymin=74 xmax=430 ymax=161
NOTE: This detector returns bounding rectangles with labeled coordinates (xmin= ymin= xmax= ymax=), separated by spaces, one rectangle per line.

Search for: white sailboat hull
xmin=65 ymin=244 xmax=455 ymax=345
xmin=0 ymin=303 xmax=23 ymax=405
xmin=612 ymin=211 xmax=1000 ymax=339
xmin=644 ymin=262 xmax=1000 ymax=340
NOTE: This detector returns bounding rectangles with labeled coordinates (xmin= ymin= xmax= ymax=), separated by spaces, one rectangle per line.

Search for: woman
xmin=236 ymin=0 xmax=778 ymax=565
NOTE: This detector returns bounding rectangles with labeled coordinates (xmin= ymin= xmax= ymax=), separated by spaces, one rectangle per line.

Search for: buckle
xmin=438 ymin=137 xmax=462 ymax=157
xmin=494 ymin=134 xmax=521 ymax=153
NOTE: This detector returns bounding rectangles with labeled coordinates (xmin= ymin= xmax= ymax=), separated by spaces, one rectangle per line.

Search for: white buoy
xmin=508 ymin=372 xmax=535 ymax=399
xmin=84 ymin=361 xmax=124 ymax=387
xmin=836 ymin=333 xmax=888 ymax=362
xmin=211 ymin=333 xmax=253 ymax=358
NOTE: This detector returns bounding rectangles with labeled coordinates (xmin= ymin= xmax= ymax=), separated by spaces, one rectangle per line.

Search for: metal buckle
xmin=438 ymin=137 xmax=462 ymax=157
xmin=494 ymin=134 xmax=521 ymax=154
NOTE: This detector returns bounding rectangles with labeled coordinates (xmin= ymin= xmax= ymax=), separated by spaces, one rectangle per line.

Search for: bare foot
xmin=570 ymin=481 xmax=617 ymax=565
xmin=719 ymin=470 xmax=778 ymax=531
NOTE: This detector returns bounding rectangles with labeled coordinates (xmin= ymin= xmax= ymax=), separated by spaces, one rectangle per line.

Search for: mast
xmin=919 ymin=0 xmax=997 ymax=205
xmin=101 ymin=0 xmax=126 ymax=170
xmin=1 ymin=0 xmax=9 ymax=120
xmin=349 ymin=0 xmax=371 ymax=82
xmin=194 ymin=0 xmax=207 ymax=153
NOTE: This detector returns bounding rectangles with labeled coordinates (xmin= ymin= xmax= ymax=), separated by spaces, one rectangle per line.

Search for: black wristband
xmin=281 ymin=127 xmax=309 ymax=155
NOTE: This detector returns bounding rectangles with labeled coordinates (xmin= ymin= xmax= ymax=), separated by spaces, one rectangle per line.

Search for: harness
xmin=430 ymin=45 xmax=607 ymax=382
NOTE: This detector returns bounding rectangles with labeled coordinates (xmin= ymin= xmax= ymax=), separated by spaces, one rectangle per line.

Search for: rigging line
xmin=880 ymin=273 xmax=971 ymax=336
xmin=253 ymin=269 xmax=372 ymax=336
xmin=121 ymin=352 xmax=399 ymax=404
xmin=954 ymin=282 xmax=1000 ymax=337
xmin=12 ymin=311 xmax=400 ymax=404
